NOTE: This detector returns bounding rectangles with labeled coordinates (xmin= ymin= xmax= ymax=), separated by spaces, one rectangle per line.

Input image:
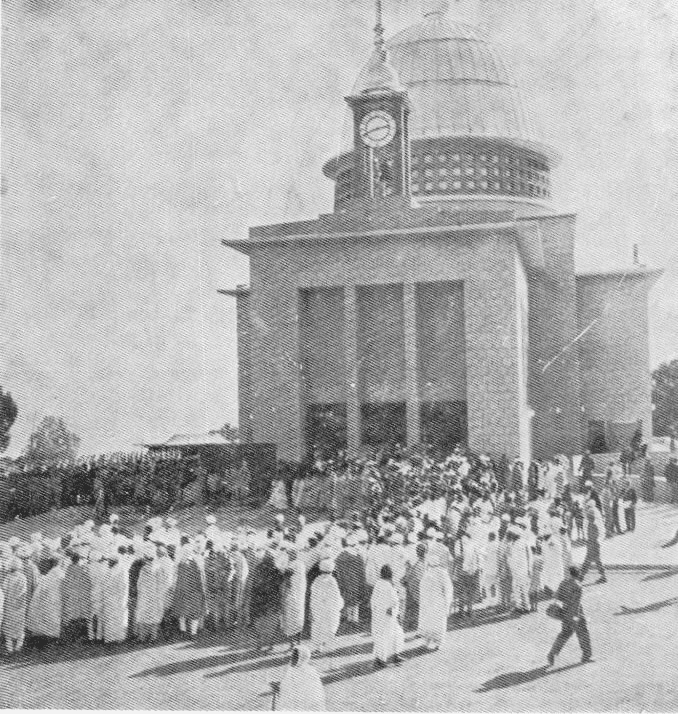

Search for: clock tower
xmin=345 ymin=0 xmax=411 ymax=204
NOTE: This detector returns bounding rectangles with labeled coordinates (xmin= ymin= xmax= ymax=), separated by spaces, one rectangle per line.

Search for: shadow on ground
xmin=476 ymin=662 xmax=585 ymax=692
xmin=614 ymin=597 xmax=678 ymax=616
xmin=642 ymin=566 xmax=678 ymax=582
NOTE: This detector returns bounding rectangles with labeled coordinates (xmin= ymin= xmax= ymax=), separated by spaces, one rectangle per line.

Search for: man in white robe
xmin=417 ymin=546 xmax=453 ymax=650
xmin=275 ymin=645 xmax=326 ymax=712
xmin=507 ymin=527 xmax=531 ymax=613
xmin=101 ymin=553 xmax=129 ymax=643
xmin=387 ymin=532 xmax=408 ymax=617
xmin=371 ymin=564 xmax=405 ymax=668
xmin=281 ymin=546 xmax=307 ymax=644
xmin=309 ymin=558 xmax=343 ymax=655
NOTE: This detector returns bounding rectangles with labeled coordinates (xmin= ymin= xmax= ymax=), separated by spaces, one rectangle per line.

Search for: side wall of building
xmin=523 ymin=215 xmax=583 ymax=458
xmin=575 ymin=273 xmax=653 ymax=445
xmin=236 ymin=292 xmax=254 ymax=443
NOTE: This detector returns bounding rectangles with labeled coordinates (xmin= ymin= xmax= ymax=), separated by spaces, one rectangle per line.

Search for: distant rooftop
xmin=143 ymin=431 xmax=239 ymax=449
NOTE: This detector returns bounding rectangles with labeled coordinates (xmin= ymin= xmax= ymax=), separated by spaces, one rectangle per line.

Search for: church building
xmin=221 ymin=0 xmax=660 ymax=465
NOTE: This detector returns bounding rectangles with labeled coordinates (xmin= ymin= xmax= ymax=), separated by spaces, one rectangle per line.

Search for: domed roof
xmin=353 ymin=49 xmax=404 ymax=95
xmin=342 ymin=5 xmax=549 ymax=154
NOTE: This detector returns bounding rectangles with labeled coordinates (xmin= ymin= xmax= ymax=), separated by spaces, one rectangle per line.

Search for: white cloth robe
xmin=417 ymin=566 xmax=453 ymax=645
xmin=89 ymin=561 xmax=107 ymax=621
xmin=27 ymin=568 xmax=62 ymax=639
xmin=310 ymin=574 xmax=343 ymax=650
xmin=370 ymin=579 xmax=405 ymax=662
xmin=101 ymin=564 xmax=129 ymax=643
xmin=281 ymin=559 xmax=307 ymax=637
xmin=541 ymin=538 xmax=564 ymax=593
xmin=277 ymin=652 xmax=326 ymax=711
xmin=508 ymin=540 xmax=531 ymax=609
xmin=135 ymin=562 xmax=164 ymax=626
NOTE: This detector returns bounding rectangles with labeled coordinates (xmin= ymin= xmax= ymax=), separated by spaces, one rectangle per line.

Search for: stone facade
xmin=224 ymin=207 xmax=659 ymax=465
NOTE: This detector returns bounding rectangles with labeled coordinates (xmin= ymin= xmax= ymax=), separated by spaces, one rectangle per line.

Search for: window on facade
xmin=466 ymin=181 xmax=475 ymax=189
xmin=452 ymin=167 xmax=461 ymax=176
xmin=425 ymin=182 xmax=433 ymax=191
xmin=412 ymin=170 xmax=419 ymax=179
xmin=453 ymin=180 xmax=462 ymax=189
xmin=424 ymin=155 xmax=433 ymax=163
xmin=439 ymin=168 xmax=447 ymax=177
xmin=412 ymin=183 xmax=420 ymax=193
xmin=425 ymin=168 xmax=433 ymax=177
xmin=465 ymin=167 xmax=474 ymax=175
xmin=412 ymin=156 xmax=419 ymax=165
xmin=494 ymin=182 xmax=501 ymax=190
xmin=452 ymin=153 xmax=460 ymax=162
xmin=438 ymin=154 xmax=447 ymax=162
xmin=480 ymin=154 xmax=487 ymax=162
xmin=438 ymin=181 xmax=448 ymax=190
xmin=480 ymin=180 xmax=488 ymax=189
xmin=480 ymin=167 xmax=487 ymax=176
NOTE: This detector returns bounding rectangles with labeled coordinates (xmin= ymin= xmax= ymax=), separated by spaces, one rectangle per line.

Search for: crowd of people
xmin=0 ymin=442 xmax=635 ymax=677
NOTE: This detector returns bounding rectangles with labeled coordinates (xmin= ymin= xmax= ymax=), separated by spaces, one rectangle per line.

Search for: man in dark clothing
xmin=580 ymin=508 xmax=607 ymax=583
xmin=579 ymin=452 xmax=595 ymax=492
xmin=547 ymin=566 xmax=592 ymax=666
xmin=621 ymin=481 xmax=638 ymax=532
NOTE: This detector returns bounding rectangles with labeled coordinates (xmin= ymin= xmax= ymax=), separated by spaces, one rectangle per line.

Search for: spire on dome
xmin=353 ymin=0 xmax=403 ymax=95
xmin=374 ymin=0 xmax=386 ymax=59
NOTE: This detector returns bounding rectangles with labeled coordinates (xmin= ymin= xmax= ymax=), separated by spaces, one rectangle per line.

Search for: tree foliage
xmin=0 ymin=387 xmax=18 ymax=453
xmin=652 ymin=359 xmax=678 ymax=438
xmin=24 ymin=416 xmax=80 ymax=467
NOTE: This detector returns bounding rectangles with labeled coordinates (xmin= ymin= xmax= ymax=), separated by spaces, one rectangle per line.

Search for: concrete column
xmin=344 ymin=285 xmax=361 ymax=456
xmin=403 ymin=282 xmax=420 ymax=447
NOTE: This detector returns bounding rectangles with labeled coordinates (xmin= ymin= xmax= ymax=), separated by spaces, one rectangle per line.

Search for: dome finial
xmin=422 ymin=0 xmax=449 ymax=17
xmin=374 ymin=0 xmax=387 ymax=59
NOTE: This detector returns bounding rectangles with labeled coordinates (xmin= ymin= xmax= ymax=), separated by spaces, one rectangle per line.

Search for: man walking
xmin=547 ymin=566 xmax=592 ymax=666
xmin=580 ymin=506 xmax=607 ymax=584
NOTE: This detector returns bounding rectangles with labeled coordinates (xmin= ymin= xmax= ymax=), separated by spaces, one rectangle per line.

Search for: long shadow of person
xmin=476 ymin=662 xmax=584 ymax=692
xmin=614 ymin=597 xmax=678 ymax=616
xmin=130 ymin=647 xmax=268 ymax=679
xmin=641 ymin=567 xmax=678 ymax=583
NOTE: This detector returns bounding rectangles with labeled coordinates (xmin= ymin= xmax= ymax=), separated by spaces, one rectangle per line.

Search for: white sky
xmin=1 ymin=0 xmax=676 ymax=457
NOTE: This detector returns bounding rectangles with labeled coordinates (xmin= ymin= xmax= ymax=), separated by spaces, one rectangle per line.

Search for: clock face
xmin=359 ymin=110 xmax=397 ymax=148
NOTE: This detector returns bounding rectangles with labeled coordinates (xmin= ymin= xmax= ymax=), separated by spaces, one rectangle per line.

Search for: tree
xmin=219 ymin=422 xmax=241 ymax=442
xmin=24 ymin=416 xmax=80 ymax=467
xmin=652 ymin=359 xmax=678 ymax=438
xmin=0 ymin=387 xmax=18 ymax=453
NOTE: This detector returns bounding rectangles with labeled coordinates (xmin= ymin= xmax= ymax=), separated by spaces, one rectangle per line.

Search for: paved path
xmin=571 ymin=502 xmax=677 ymax=568
xmin=1 ymin=503 xmax=676 ymax=711
xmin=1 ymin=569 xmax=675 ymax=711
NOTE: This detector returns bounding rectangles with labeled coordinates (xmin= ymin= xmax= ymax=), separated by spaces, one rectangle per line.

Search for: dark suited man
xmin=547 ymin=566 xmax=593 ymax=667
xmin=621 ymin=480 xmax=638 ymax=532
